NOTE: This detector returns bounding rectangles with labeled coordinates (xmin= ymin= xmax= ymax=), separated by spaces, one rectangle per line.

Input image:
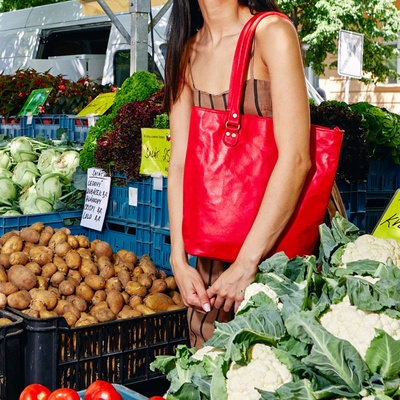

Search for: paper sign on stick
xmin=372 ymin=189 xmax=400 ymax=241
xmin=76 ymin=92 xmax=116 ymax=117
xmin=140 ymin=128 xmax=170 ymax=177
xmin=18 ymin=88 xmax=52 ymax=117
xmin=80 ymin=168 xmax=111 ymax=231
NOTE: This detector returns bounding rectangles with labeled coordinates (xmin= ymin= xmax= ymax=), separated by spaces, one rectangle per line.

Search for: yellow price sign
xmin=372 ymin=189 xmax=400 ymax=241
xmin=140 ymin=128 xmax=170 ymax=177
xmin=76 ymin=92 xmax=116 ymax=117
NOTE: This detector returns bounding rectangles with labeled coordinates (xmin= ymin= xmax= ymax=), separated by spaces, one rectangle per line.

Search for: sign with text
xmin=76 ymin=92 xmax=116 ymax=117
xmin=372 ymin=189 xmax=400 ymax=241
xmin=18 ymin=88 xmax=52 ymax=117
xmin=140 ymin=128 xmax=170 ymax=177
xmin=80 ymin=168 xmax=111 ymax=231
xmin=338 ymin=29 xmax=364 ymax=79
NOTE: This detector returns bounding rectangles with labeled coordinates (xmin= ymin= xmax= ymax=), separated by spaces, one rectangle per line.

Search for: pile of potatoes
xmin=0 ymin=222 xmax=185 ymax=327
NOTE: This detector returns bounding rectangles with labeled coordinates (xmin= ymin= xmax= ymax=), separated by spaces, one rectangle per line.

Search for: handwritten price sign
xmin=373 ymin=190 xmax=400 ymax=241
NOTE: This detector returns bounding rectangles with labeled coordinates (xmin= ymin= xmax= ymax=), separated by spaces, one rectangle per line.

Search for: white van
xmin=0 ymin=0 xmax=169 ymax=86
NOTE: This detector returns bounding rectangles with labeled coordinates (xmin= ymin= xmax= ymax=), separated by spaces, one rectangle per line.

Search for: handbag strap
xmin=224 ymin=11 xmax=292 ymax=146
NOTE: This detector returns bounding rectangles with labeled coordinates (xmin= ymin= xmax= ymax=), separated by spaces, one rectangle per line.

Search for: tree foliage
xmin=277 ymin=0 xmax=400 ymax=83
xmin=0 ymin=0 xmax=66 ymax=12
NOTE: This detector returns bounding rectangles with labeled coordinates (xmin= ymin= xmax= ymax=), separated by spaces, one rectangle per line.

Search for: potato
xmin=0 ymin=282 xmax=18 ymax=295
xmin=50 ymin=271 xmax=66 ymax=287
xmin=39 ymin=310 xmax=58 ymax=318
xmin=30 ymin=298 xmax=46 ymax=312
xmin=77 ymin=248 xmax=92 ymax=259
xmin=30 ymin=246 xmax=54 ymax=266
xmin=104 ymin=277 xmax=122 ymax=293
xmin=156 ymin=270 xmax=168 ymax=280
xmin=64 ymin=251 xmax=81 ymax=272
xmin=7 ymin=289 xmax=31 ymax=309
xmin=0 ymin=266 xmax=7 ymax=283
xmin=67 ymin=269 xmax=82 ymax=283
xmin=66 ymin=295 xmax=87 ymax=312
xmin=58 ymin=279 xmax=76 ymax=296
xmin=134 ymin=303 xmax=156 ymax=315
xmin=137 ymin=273 xmax=153 ymax=289
xmin=94 ymin=241 xmax=113 ymax=260
xmin=41 ymin=263 xmax=58 ymax=279
xmin=125 ymin=281 xmax=147 ymax=298
xmin=31 ymin=289 xmax=59 ymax=310
xmin=36 ymin=276 xmax=48 ymax=290
xmin=67 ymin=235 xmax=79 ymax=249
xmin=106 ymin=290 xmax=124 ymax=314
xmin=118 ymin=306 xmax=141 ymax=319
xmin=61 ymin=302 xmax=81 ymax=319
xmin=39 ymin=226 xmax=54 ymax=246
xmin=53 ymin=255 xmax=68 ymax=274
xmin=0 ymin=231 xmax=18 ymax=246
xmin=116 ymin=249 xmax=137 ymax=265
xmin=25 ymin=261 xmax=41 ymax=276
xmin=0 ymin=254 xmax=10 ymax=269
xmin=29 ymin=221 xmax=44 ymax=233
xmin=55 ymin=241 xmax=71 ymax=258
xmin=48 ymin=230 xmax=68 ymax=250
xmin=9 ymin=251 xmax=29 ymax=266
xmin=0 ymin=294 xmax=7 ymax=309
xmin=164 ymin=276 xmax=177 ymax=291
xmin=8 ymin=264 xmax=38 ymax=290
xmin=121 ymin=291 xmax=129 ymax=304
xmin=117 ymin=269 xmax=132 ymax=288
xmin=76 ymin=235 xmax=90 ymax=248
xmin=91 ymin=289 xmax=106 ymax=306
xmin=19 ymin=227 xmax=40 ymax=243
xmin=167 ymin=304 xmax=185 ymax=311
xmin=169 ymin=290 xmax=183 ymax=305
xmin=90 ymin=306 xmax=116 ymax=323
xmin=22 ymin=241 xmax=37 ymax=254
xmin=97 ymin=256 xmax=115 ymax=280
xmin=79 ymin=258 xmax=98 ymax=277
xmin=54 ymin=299 xmax=70 ymax=315
xmin=75 ymin=283 xmax=94 ymax=302
xmin=1 ymin=235 xmax=23 ymax=254
xmin=63 ymin=311 xmax=79 ymax=327
xmin=143 ymin=292 xmax=176 ymax=312
xmin=132 ymin=266 xmax=144 ymax=277
xmin=139 ymin=255 xmax=157 ymax=275
xmin=75 ymin=314 xmax=98 ymax=327
xmin=84 ymin=274 xmax=106 ymax=291
xmin=149 ymin=279 xmax=167 ymax=294
xmin=128 ymin=295 xmax=143 ymax=309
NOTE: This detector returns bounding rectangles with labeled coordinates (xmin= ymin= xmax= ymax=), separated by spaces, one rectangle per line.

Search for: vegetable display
xmin=150 ymin=214 xmax=400 ymax=400
xmin=0 ymin=222 xmax=184 ymax=326
xmin=0 ymin=136 xmax=85 ymax=215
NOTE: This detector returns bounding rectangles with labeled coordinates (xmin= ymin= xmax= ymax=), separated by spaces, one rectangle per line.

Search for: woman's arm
xmin=168 ymin=80 xmax=212 ymax=314
xmin=208 ymin=15 xmax=311 ymax=312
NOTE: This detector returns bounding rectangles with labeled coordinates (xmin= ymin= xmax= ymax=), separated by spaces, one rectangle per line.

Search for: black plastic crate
xmin=0 ymin=310 xmax=24 ymax=400
xmin=9 ymin=308 xmax=189 ymax=392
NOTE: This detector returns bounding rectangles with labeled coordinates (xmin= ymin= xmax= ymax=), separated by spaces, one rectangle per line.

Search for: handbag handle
xmin=224 ymin=11 xmax=292 ymax=146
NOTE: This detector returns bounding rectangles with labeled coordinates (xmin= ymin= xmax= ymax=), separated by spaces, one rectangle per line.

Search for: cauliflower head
xmin=237 ymin=282 xmax=282 ymax=313
xmin=192 ymin=345 xmax=224 ymax=361
xmin=320 ymin=296 xmax=400 ymax=358
xmin=226 ymin=343 xmax=292 ymax=400
xmin=341 ymin=234 xmax=400 ymax=266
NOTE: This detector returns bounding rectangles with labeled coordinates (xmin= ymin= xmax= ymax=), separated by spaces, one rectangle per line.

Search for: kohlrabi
xmin=37 ymin=148 xmax=62 ymax=175
xmin=19 ymin=185 xmax=53 ymax=214
xmin=0 ymin=177 xmax=18 ymax=205
xmin=53 ymin=150 xmax=80 ymax=181
xmin=12 ymin=161 xmax=40 ymax=187
xmin=0 ymin=150 xmax=12 ymax=170
xmin=36 ymin=173 xmax=66 ymax=201
xmin=9 ymin=137 xmax=38 ymax=163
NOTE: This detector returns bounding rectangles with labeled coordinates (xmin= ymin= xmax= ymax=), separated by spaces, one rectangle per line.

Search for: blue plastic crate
xmin=106 ymin=174 xmax=152 ymax=225
xmin=78 ymin=384 xmax=148 ymax=400
xmin=70 ymin=116 xmax=99 ymax=144
xmin=27 ymin=114 xmax=75 ymax=141
xmin=151 ymin=227 xmax=172 ymax=273
xmin=0 ymin=209 xmax=83 ymax=235
xmin=337 ymin=180 xmax=367 ymax=232
xmin=0 ymin=119 xmax=24 ymax=137
xmin=151 ymin=176 xmax=169 ymax=229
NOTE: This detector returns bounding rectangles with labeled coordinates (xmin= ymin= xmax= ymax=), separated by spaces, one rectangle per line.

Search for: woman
xmin=165 ymin=0 xmax=311 ymax=348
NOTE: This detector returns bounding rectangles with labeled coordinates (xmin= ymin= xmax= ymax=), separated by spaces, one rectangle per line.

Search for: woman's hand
xmin=206 ymin=259 xmax=257 ymax=313
xmin=173 ymin=262 xmax=211 ymax=314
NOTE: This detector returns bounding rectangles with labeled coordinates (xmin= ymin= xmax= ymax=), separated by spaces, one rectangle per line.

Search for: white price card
xmin=80 ymin=168 xmax=111 ymax=231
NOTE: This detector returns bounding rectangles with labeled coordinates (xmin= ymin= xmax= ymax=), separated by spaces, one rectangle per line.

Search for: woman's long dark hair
xmin=163 ymin=1 xmax=281 ymax=112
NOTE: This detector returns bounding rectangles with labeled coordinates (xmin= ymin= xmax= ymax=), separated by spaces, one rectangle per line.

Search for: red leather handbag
xmin=182 ymin=12 xmax=343 ymax=262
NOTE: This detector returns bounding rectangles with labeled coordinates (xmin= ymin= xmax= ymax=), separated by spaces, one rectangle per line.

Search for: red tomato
xmin=149 ymin=397 xmax=166 ymax=400
xmin=84 ymin=381 xmax=121 ymax=400
xmin=47 ymin=388 xmax=80 ymax=400
xmin=19 ymin=384 xmax=52 ymax=400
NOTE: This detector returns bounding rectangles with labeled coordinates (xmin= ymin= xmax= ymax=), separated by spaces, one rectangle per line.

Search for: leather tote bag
xmin=182 ymin=11 xmax=343 ymax=262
